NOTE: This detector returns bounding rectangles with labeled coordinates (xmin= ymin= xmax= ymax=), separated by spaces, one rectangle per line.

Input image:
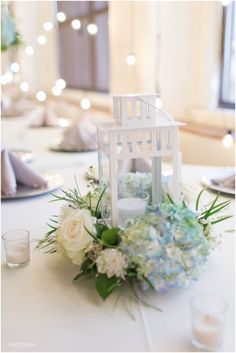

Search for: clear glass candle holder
xmin=117 ymin=191 xmax=149 ymax=229
xmin=191 ymin=294 xmax=228 ymax=351
xmin=2 ymin=229 xmax=30 ymax=268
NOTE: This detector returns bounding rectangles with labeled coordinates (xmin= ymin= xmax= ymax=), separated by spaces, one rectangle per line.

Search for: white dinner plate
xmin=1 ymin=172 xmax=63 ymax=200
xmin=12 ymin=149 xmax=34 ymax=163
xmin=201 ymin=168 xmax=235 ymax=195
xmin=50 ymin=144 xmax=97 ymax=153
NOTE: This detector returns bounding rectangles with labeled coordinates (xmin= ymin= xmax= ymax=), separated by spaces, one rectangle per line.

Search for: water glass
xmin=2 ymin=229 xmax=30 ymax=268
xmin=191 ymin=293 xmax=228 ymax=351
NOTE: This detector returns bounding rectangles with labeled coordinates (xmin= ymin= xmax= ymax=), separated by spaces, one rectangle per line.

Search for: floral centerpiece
xmin=37 ymin=167 xmax=231 ymax=301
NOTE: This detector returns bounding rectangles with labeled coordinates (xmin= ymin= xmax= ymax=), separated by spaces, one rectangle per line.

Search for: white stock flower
xmin=57 ymin=209 xmax=95 ymax=267
xmin=96 ymin=249 xmax=128 ymax=280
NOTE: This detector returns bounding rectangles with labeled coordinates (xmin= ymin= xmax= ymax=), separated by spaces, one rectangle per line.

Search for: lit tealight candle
xmin=193 ymin=314 xmax=223 ymax=348
xmin=191 ymin=294 xmax=228 ymax=351
xmin=118 ymin=197 xmax=147 ymax=229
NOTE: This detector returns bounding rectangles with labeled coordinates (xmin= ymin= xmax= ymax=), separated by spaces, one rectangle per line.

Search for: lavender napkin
xmin=211 ymin=172 xmax=235 ymax=189
xmin=1 ymin=148 xmax=47 ymax=196
xmin=29 ymin=106 xmax=59 ymax=127
xmin=58 ymin=118 xmax=97 ymax=151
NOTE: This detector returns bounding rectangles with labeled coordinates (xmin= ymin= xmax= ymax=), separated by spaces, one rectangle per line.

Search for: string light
xmin=126 ymin=2 xmax=136 ymax=66
xmin=58 ymin=118 xmax=70 ymax=128
xmin=52 ymin=86 xmax=62 ymax=96
xmin=10 ymin=62 xmax=20 ymax=73
xmin=57 ymin=12 xmax=66 ymax=22
xmin=43 ymin=21 xmax=53 ymax=32
xmin=80 ymin=98 xmax=91 ymax=110
xmin=1 ymin=72 xmax=13 ymax=85
xmin=25 ymin=46 xmax=34 ymax=56
xmin=222 ymin=130 xmax=234 ymax=148
xmin=56 ymin=78 xmax=66 ymax=89
xmin=20 ymin=81 xmax=29 ymax=92
xmin=126 ymin=54 xmax=136 ymax=66
xmin=36 ymin=91 xmax=47 ymax=102
xmin=71 ymin=19 xmax=81 ymax=30
xmin=87 ymin=23 xmax=98 ymax=35
xmin=37 ymin=35 xmax=47 ymax=45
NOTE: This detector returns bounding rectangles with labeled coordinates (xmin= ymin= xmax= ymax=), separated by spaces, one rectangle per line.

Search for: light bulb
xmin=56 ymin=78 xmax=66 ymax=89
xmin=20 ymin=81 xmax=29 ymax=92
xmin=10 ymin=62 xmax=20 ymax=73
xmin=58 ymin=118 xmax=70 ymax=128
xmin=126 ymin=54 xmax=136 ymax=66
xmin=1 ymin=72 xmax=13 ymax=84
xmin=25 ymin=46 xmax=34 ymax=56
xmin=57 ymin=12 xmax=66 ymax=22
xmin=80 ymin=98 xmax=91 ymax=110
xmin=36 ymin=91 xmax=47 ymax=102
xmin=222 ymin=130 xmax=234 ymax=148
xmin=37 ymin=35 xmax=47 ymax=45
xmin=71 ymin=19 xmax=81 ymax=30
xmin=87 ymin=23 xmax=98 ymax=35
xmin=0 ymin=75 xmax=7 ymax=85
xmin=0 ymin=73 xmax=12 ymax=85
xmin=52 ymin=86 xmax=62 ymax=96
xmin=43 ymin=21 xmax=53 ymax=31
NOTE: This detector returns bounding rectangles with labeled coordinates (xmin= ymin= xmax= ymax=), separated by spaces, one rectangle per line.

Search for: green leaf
xmin=166 ymin=193 xmax=175 ymax=204
xmin=182 ymin=199 xmax=187 ymax=208
xmin=204 ymin=192 xmax=220 ymax=219
xmin=211 ymin=215 xmax=232 ymax=224
xmin=95 ymin=223 xmax=108 ymax=238
xmin=101 ymin=227 xmax=120 ymax=246
xmin=95 ymin=274 xmax=120 ymax=300
xmin=95 ymin=186 xmax=107 ymax=218
xmin=73 ymin=259 xmax=96 ymax=281
xmin=142 ymin=276 xmax=155 ymax=290
xmin=195 ymin=189 xmax=205 ymax=211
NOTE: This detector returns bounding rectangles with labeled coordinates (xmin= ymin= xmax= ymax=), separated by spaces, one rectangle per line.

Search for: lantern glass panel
xmin=98 ymin=150 xmax=111 ymax=225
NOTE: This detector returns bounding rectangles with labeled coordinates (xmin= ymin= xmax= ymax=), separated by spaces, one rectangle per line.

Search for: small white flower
xmin=96 ymin=249 xmax=128 ymax=280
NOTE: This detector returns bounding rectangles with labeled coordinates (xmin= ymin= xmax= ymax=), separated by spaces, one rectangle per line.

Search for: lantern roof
xmin=110 ymin=94 xmax=185 ymax=128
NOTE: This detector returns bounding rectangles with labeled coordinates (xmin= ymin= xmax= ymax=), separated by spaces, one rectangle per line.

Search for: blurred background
xmin=1 ymin=0 xmax=235 ymax=166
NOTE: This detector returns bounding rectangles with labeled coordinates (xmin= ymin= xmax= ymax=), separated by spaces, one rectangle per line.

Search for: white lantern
xmin=97 ymin=94 xmax=184 ymax=227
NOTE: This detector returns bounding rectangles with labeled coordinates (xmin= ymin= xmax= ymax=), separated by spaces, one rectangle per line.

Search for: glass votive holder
xmin=191 ymin=293 xmax=228 ymax=351
xmin=2 ymin=229 xmax=30 ymax=268
xmin=118 ymin=191 xmax=149 ymax=229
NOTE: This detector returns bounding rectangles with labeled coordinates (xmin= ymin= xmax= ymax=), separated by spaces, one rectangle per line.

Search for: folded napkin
xmin=133 ymin=158 xmax=151 ymax=173
xmin=29 ymin=106 xmax=59 ymax=127
xmin=58 ymin=118 xmax=97 ymax=151
xmin=211 ymin=172 xmax=235 ymax=189
xmin=2 ymin=97 xmax=36 ymax=117
xmin=1 ymin=148 xmax=47 ymax=196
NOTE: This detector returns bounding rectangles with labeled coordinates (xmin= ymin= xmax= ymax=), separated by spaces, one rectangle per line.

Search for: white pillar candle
xmin=192 ymin=314 xmax=223 ymax=348
xmin=118 ymin=197 xmax=147 ymax=229
xmin=6 ymin=243 xmax=29 ymax=265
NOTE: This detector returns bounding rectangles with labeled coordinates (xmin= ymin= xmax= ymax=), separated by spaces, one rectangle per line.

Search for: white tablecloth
xmin=1 ymin=117 xmax=235 ymax=352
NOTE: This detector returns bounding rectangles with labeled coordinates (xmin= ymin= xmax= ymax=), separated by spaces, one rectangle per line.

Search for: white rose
xmin=58 ymin=204 xmax=76 ymax=225
xmin=57 ymin=209 xmax=95 ymax=266
xmin=96 ymin=249 xmax=128 ymax=280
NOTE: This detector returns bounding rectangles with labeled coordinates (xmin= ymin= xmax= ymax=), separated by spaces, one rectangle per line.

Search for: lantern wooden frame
xmin=97 ymin=94 xmax=184 ymax=227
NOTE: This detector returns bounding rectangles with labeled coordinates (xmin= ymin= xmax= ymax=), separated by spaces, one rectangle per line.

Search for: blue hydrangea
xmin=120 ymin=202 xmax=210 ymax=292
